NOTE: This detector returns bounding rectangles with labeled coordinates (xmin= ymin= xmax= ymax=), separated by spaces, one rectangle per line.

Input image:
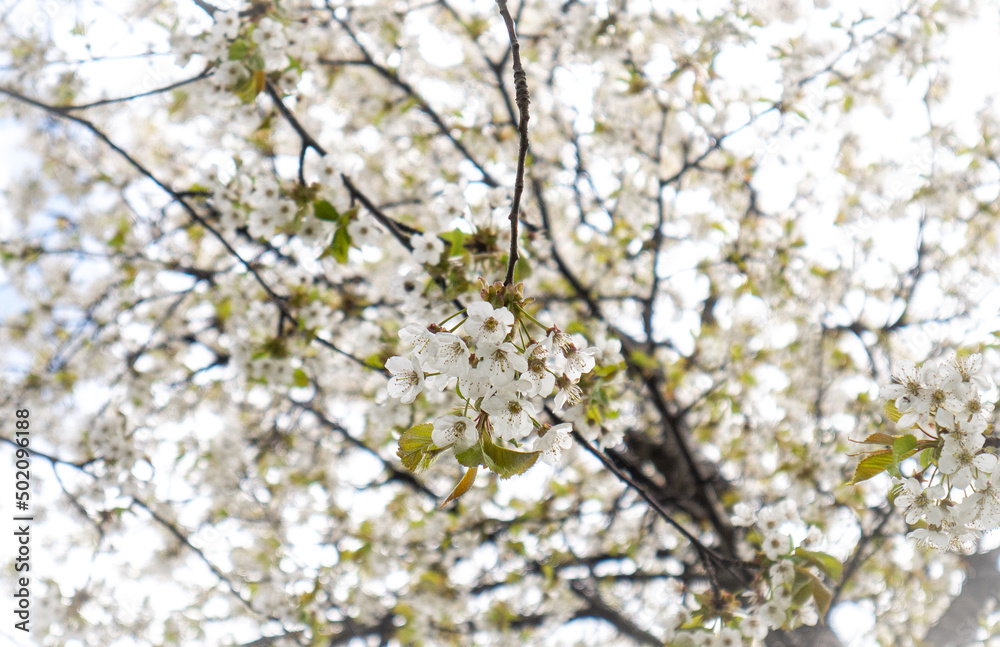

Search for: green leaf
xmin=884 ymin=399 xmax=902 ymax=423
xmin=330 ymin=227 xmax=351 ymax=263
xmin=791 ymin=569 xmax=814 ymax=605
xmin=247 ymin=51 xmax=266 ymax=71
xmin=628 ymin=349 xmax=658 ymax=373
xmin=856 ymin=432 xmax=897 ymax=446
xmin=108 ymin=224 xmax=127 ymax=251
xmin=340 ymin=206 xmax=358 ymax=227
xmin=228 ymin=39 xmax=250 ymax=61
xmin=216 ymin=297 xmax=232 ymax=322
xmin=891 ymin=434 xmax=919 ymax=476
xmin=396 ymin=423 xmax=437 ymax=472
xmin=849 ymin=450 xmax=893 ymax=484
xmin=292 ymin=368 xmax=309 ymax=388
xmin=454 ymin=444 xmax=486 ymax=468
xmin=513 ymin=256 xmax=532 ymax=282
xmin=794 ymin=548 xmax=843 ymax=582
xmin=439 ymin=228 xmax=470 ymax=257
xmin=168 ymin=90 xmax=188 ymax=116
xmin=236 ymin=69 xmax=267 ymax=103
xmin=807 ymin=570 xmax=834 ymax=618
xmin=481 ymin=435 xmax=540 ymax=479
xmin=314 ymin=200 xmax=340 ymax=222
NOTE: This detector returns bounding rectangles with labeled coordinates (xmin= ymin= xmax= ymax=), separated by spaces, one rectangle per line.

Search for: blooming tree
xmin=3 ymin=0 xmax=1000 ymax=645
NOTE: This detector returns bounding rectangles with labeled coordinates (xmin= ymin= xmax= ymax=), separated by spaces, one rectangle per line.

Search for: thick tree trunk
xmin=922 ymin=549 xmax=1000 ymax=647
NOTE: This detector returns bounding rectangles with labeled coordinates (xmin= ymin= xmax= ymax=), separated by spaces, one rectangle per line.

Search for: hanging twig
xmin=494 ymin=0 xmax=530 ymax=286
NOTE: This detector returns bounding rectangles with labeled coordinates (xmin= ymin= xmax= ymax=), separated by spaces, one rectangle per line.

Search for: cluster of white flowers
xmin=250 ymin=356 xmax=294 ymax=385
xmin=879 ymin=353 xmax=999 ymax=550
xmin=173 ymin=9 xmax=321 ymax=100
xmin=722 ymin=500 xmax=830 ymax=640
xmin=662 ymin=561 xmax=819 ymax=647
xmin=386 ymin=295 xmax=597 ymax=464
xmin=89 ymin=414 xmax=139 ymax=477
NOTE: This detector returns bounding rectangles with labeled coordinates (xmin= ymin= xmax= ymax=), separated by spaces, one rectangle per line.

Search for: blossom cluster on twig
xmin=874 ymin=353 xmax=999 ymax=551
xmin=388 ymin=281 xmax=598 ymax=490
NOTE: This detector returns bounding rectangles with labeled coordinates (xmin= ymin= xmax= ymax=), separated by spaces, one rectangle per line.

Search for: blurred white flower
xmin=411 ymin=232 xmax=444 ymax=265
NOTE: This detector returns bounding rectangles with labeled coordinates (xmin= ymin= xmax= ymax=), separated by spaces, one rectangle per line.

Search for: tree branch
xmin=923 ymin=549 xmax=1000 ymax=647
xmin=494 ymin=0 xmax=530 ymax=286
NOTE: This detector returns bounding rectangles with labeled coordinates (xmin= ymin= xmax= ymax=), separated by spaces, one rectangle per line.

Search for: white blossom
xmin=411 ymin=232 xmax=445 ymax=265
xmin=939 ymin=438 xmax=997 ymax=489
xmin=430 ymin=332 xmax=470 ymax=379
xmin=464 ymin=301 xmax=514 ymax=344
xmin=476 ymin=341 xmax=528 ymax=386
xmin=553 ymin=377 xmax=583 ymax=410
xmin=759 ymin=601 xmax=787 ymax=629
xmin=399 ymin=323 xmax=437 ymax=364
xmin=533 ymin=423 xmax=573 ymax=465
xmin=761 ymin=532 xmax=790 ymax=560
xmin=481 ymin=392 xmax=535 ymax=441
xmin=348 ymin=216 xmax=382 ymax=246
xmin=894 ymin=478 xmax=945 ymax=525
xmin=386 ymin=354 xmax=424 ymax=404
xmin=214 ymin=10 xmax=241 ymax=39
xmin=561 ymin=344 xmax=597 ymax=381
xmin=740 ymin=614 xmax=768 ymax=641
xmin=431 ymin=415 xmax=477 ymax=451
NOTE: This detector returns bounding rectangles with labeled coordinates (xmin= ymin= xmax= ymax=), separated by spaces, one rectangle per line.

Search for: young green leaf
xmin=330 ymin=227 xmax=351 ymax=264
xmin=237 ymin=69 xmax=267 ymax=103
xmin=314 ymin=200 xmax=340 ymax=222
xmin=454 ymin=443 xmax=486 ymax=468
xmin=890 ymin=434 xmax=919 ymax=477
xmin=883 ymin=399 xmax=902 ymax=423
xmin=794 ymin=548 xmax=843 ymax=582
xmin=397 ymin=423 xmax=436 ymax=472
xmin=807 ymin=570 xmax=833 ymax=618
xmin=850 ymin=450 xmax=893 ymax=484
xmin=855 ymin=432 xmax=898 ymax=447
xmin=228 ymin=39 xmax=250 ymax=60
xmin=481 ymin=435 xmax=540 ymax=479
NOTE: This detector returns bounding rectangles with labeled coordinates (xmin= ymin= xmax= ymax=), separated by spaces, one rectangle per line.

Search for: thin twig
xmin=264 ymin=79 xmax=327 ymax=157
xmin=341 ymin=174 xmax=414 ymax=251
xmin=0 ymin=86 xmax=292 ymax=316
xmin=57 ymin=68 xmax=213 ymax=112
xmin=264 ymin=79 xmax=327 ymax=185
xmin=322 ymin=11 xmax=499 ymax=187
xmin=494 ymin=0 xmax=530 ymax=286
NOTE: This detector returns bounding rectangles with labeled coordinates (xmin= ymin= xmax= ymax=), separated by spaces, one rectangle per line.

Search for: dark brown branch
xmin=569 ymin=580 xmax=663 ymax=646
xmin=340 ymin=175 xmax=414 ymax=252
xmin=264 ymin=79 xmax=328 ymax=185
xmin=0 ymin=86 xmax=292 ymax=317
xmin=296 ymin=402 xmax=437 ymax=500
xmin=264 ymin=79 xmax=327 ymax=157
xmin=325 ymin=11 xmax=498 ymax=187
xmin=56 ymin=68 xmax=213 ymax=112
xmin=554 ymin=406 xmax=756 ymax=600
xmin=532 ymin=174 xmax=736 ymax=556
xmin=131 ymin=497 xmax=266 ymax=618
xmin=495 ymin=0 xmax=530 ymax=286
